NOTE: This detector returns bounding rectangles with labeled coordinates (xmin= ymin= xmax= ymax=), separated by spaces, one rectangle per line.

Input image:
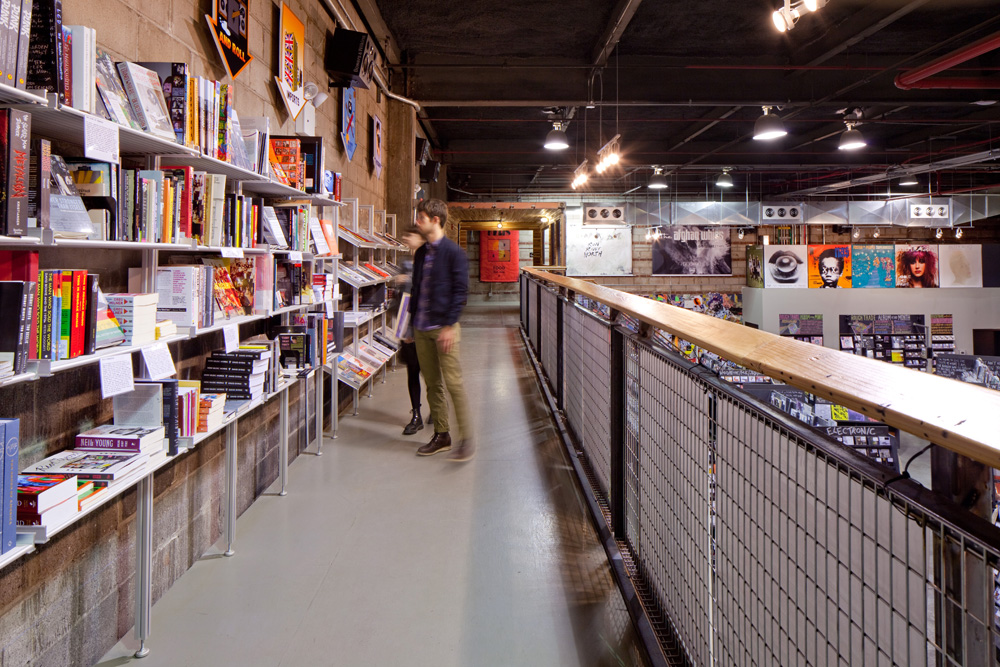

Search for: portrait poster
xmin=275 ymin=3 xmax=306 ymax=119
xmin=851 ymin=244 xmax=895 ymax=288
xmin=807 ymin=244 xmax=852 ymax=288
xmin=895 ymin=243 xmax=939 ymax=288
xmin=651 ymin=226 xmax=731 ymax=276
xmin=763 ymin=245 xmax=807 ymax=288
xmin=982 ymin=245 xmax=1000 ymax=287
xmin=938 ymin=244 xmax=982 ymax=288
xmin=566 ymin=226 xmax=632 ymax=276
xmin=479 ymin=230 xmax=519 ymax=282
xmin=372 ymin=114 xmax=383 ymax=177
xmin=745 ymin=244 xmax=764 ymax=288
xmin=341 ymin=86 xmax=357 ymax=160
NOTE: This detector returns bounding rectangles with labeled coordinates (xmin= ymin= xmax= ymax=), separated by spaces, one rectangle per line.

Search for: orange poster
xmin=275 ymin=3 xmax=306 ymax=119
xmin=480 ymin=230 xmax=519 ymax=282
xmin=807 ymin=244 xmax=852 ymax=288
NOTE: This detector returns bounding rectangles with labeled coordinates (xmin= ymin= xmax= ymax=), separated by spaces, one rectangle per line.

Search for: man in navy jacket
xmin=408 ymin=198 xmax=473 ymax=461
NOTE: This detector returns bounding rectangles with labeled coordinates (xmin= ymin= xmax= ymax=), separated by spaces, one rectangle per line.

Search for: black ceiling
xmin=370 ymin=0 xmax=1000 ymax=201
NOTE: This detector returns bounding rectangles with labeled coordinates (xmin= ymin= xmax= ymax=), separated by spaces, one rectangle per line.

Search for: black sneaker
xmin=417 ymin=432 xmax=451 ymax=456
xmin=402 ymin=410 xmax=423 ymax=435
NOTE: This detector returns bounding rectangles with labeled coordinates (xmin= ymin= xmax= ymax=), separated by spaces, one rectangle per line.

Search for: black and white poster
xmin=651 ymin=226 xmax=731 ymax=276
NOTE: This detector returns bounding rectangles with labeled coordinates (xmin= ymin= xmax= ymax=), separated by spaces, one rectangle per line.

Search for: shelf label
xmin=84 ymin=115 xmax=120 ymax=164
xmin=220 ymin=247 xmax=244 ymax=258
xmin=99 ymin=355 xmax=134 ymax=398
xmin=288 ymin=251 xmax=303 ymax=262
xmin=223 ymin=323 xmax=240 ymax=353
xmin=141 ymin=342 xmax=176 ymax=381
xmin=325 ymin=300 xmax=334 ymax=318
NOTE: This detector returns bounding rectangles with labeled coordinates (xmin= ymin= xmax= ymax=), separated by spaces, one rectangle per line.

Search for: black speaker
xmin=419 ymin=160 xmax=440 ymax=183
xmin=415 ymin=137 xmax=429 ymax=165
xmin=324 ymin=29 xmax=376 ymax=89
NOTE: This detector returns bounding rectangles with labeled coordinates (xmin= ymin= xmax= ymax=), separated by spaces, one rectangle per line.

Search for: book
xmin=0 ymin=418 xmax=19 ymax=553
xmin=16 ymin=474 xmax=77 ymax=513
xmin=15 ymin=495 xmax=77 ymax=539
xmin=94 ymin=286 xmax=126 ymax=349
xmin=21 ymin=450 xmax=147 ymax=482
xmin=136 ymin=62 xmax=188 ymax=146
xmin=64 ymin=25 xmax=95 ymax=114
xmin=27 ymin=137 xmax=50 ymax=229
xmin=0 ymin=109 xmax=30 ymax=236
xmin=0 ymin=0 xmax=22 ymax=87
xmin=26 ymin=0 xmax=64 ymax=102
xmin=82 ymin=273 xmax=98 ymax=355
xmin=135 ymin=379 xmax=179 ymax=456
xmin=95 ymin=50 xmax=140 ymax=129
xmin=13 ymin=0 xmax=32 ymax=89
xmin=75 ymin=424 xmax=165 ymax=454
xmin=77 ymin=484 xmax=107 ymax=511
xmin=0 ymin=280 xmax=25 ymax=373
xmin=115 ymin=61 xmax=176 ymax=142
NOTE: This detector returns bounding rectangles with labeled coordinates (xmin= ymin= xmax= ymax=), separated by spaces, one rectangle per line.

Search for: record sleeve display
xmin=839 ymin=314 xmax=928 ymax=371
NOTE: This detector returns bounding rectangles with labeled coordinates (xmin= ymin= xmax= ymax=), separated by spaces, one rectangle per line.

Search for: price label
xmin=223 ymin=323 xmax=240 ymax=352
xmin=325 ymin=301 xmax=334 ymax=318
xmin=140 ymin=342 xmax=176 ymax=380
xmin=220 ymin=247 xmax=245 ymax=258
xmin=84 ymin=115 xmax=120 ymax=164
xmin=288 ymin=251 xmax=303 ymax=262
xmin=99 ymin=355 xmax=135 ymax=398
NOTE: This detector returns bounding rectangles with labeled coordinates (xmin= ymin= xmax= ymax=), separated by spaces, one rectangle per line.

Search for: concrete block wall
xmin=0 ymin=0 xmax=398 ymax=664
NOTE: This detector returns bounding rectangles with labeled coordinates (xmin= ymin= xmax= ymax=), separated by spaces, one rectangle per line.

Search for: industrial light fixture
xmin=753 ymin=106 xmax=787 ymax=141
xmin=838 ymin=122 xmax=866 ymax=150
xmin=302 ymin=81 xmax=329 ymax=108
xmin=544 ymin=121 xmax=569 ymax=150
xmin=898 ymin=174 xmax=919 ymax=187
xmin=648 ymin=166 xmax=668 ymax=190
xmin=716 ymin=168 xmax=734 ymax=188
xmin=935 ymin=227 xmax=943 ymax=239
xmin=852 ymin=227 xmax=860 ymax=239
xmin=595 ymin=134 xmax=621 ymax=173
xmin=873 ymin=227 xmax=880 ymax=238
xmin=737 ymin=228 xmax=745 ymax=239
xmin=772 ymin=0 xmax=826 ymax=32
xmin=644 ymin=226 xmax=664 ymax=242
xmin=571 ymin=160 xmax=589 ymax=189
xmin=955 ymin=227 xmax=963 ymax=239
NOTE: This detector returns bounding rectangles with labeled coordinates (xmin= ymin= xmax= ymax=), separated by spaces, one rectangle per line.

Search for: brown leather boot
xmin=416 ymin=431 xmax=451 ymax=456
xmin=448 ymin=439 xmax=475 ymax=462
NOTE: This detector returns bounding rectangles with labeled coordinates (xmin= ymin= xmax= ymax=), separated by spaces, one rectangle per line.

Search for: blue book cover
xmin=851 ymin=244 xmax=895 ymax=288
xmin=0 ymin=419 xmax=16 ymax=553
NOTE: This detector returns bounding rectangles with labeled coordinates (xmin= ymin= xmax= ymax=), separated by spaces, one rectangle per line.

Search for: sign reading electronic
xmin=205 ymin=0 xmax=254 ymax=79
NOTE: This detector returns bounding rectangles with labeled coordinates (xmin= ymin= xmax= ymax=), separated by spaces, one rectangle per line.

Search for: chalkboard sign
xmin=821 ymin=422 xmax=900 ymax=473
xmin=567 ymin=226 xmax=632 ymax=276
xmin=934 ymin=354 xmax=1000 ymax=390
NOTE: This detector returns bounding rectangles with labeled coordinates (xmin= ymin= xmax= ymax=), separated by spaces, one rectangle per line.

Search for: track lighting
xmin=852 ymin=227 xmax=860 ymax=239
xmin=594 ymin=135 xmax=622 ymax=174
xmin=772 ymin=0 xmax=825 ymax=32
xmin=955 ymin=227 xmax=963 ymax=239
xmin=544 ymin=121 xmax=569 ymax=150
xmin=737 ymin=228 xmax=745 ymax=240
xmin=753 ymin=106 xmax=787 ymax=141
xmin=838 ymin=122 xmax=866 ymax=151
xmin=571 ymin=160 xmax=589 ymax=189
xmin=648 ymin=166 xmax=668 ymax=190
xmin=873 ymin=227 xmax=880 ymax=238
xmin=716 ymin=168 xmax=734 ymax=188
xmin=935 ymin=227 xmax=943 ymax=239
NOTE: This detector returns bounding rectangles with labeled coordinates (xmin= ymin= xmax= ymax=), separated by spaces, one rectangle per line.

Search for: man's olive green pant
xmin=413 ymin=324 xmax=470 ymax=440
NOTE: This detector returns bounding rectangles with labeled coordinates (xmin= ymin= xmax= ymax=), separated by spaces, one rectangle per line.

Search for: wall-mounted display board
xmin=839 ymin=314 xmax=928 ymax=370
xmin=934 ymin=354 xmax=1000 ymax=390
xmin=275 ymin=2 xmax=307 ymax=119
xmin=779 ymin=314 xmax=823 ymax=345
xmin=929 ymin=314 xmax=955 ymax=372
xmin=566 ymin=226 xmax=632 ymax=277
xmin=818 ymin=423 xmax=900 ymax=473
xmin=745 ymin=244 xmax=764 ymax=287
xmin=651 ymin=225 xmax=731 ymax=276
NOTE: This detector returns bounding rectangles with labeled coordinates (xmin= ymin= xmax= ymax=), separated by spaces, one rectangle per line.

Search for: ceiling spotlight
xmin=852 ymin=227 xmax=860 ymax=239
xmin=716 ymin=169 xmax=734 ymax=188
xmin=838 ymin=122 xmax=866 ymax=151
xmin=754 ymin=106 xmax=787 ymax=141
xmin=571 ymin=160 xmax=589 ymax=189
xmin=772 ymin=2 xmax=800 ymax=31
xmin=544 ymin=121 xmax=569 ymax=150
xmin=873 ymin=227 xmax=880 ymax=238
xmin=955 ymin=227 xmax=963 ymax=239
xmin=302 ymin=81 xmax=330 ymax=108
xmin=803 ymin=0 xmax=827 ymax=10
xmin=540 ymin=216 xmax=549 ymax=223
xmin=497 ymin=222 xmax=503 ymax=229
xmin=737 ymin=228 xmax=745 ymax=240
xmin=648 ymin=166 xmax=668 ymax=190
xmin=935 ymin=227 xmax=943 ymax=239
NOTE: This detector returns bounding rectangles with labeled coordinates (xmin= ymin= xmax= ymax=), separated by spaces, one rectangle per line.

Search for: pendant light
xmin=544 ymin=122 xmax=569 ymax=150
xmin=753 ymin=106 xmax=787 ymax=141
xmin=716 ymin=168 xmax=734 ymax=188
xmin=648 ymin=166 xmax=667 ymax=190
xmin=838 ymin=122 xmax=866 ymax=151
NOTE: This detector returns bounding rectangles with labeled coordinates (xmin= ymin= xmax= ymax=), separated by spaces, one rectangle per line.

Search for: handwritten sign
xmin=140 ymin=342 xmax=176 ymax=380
xmin=100 ymin=355 xmax=135 ymax=398
xmin=220 ymin=246 xmax=244 ymax=258
xmin=223 ymin=324 xmax=240 ymax=352
xmin=567 ymin=225 xmax=632 ymax=277
xmin=84 ymin=115 xmax=120 ymax=164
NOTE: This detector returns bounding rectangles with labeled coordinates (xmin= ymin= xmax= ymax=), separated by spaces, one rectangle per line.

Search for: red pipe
xmin=896 ymin=30 xmax=1000 ymax=89
xmin=896 ymin=77 xmax=1000 ymax=90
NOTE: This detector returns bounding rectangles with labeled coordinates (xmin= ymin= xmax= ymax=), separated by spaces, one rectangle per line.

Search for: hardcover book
xmin=13 ymin=0 xmax=32 ymax=89
xmin=16 ymin=474 xmax=77 ymax=513
xmin=115 ymin=62 xmax=176 ymax=142
xmin=74 ymin=424 xmax=164 ymax=453
xmin=0 ymin=108 xmax=30 ymax=236
xmin=21 ymin=449 xmax=147 ymax=481
xmin=94 ymin=50 xmax=140 ymax=129
xmin=0 ymin=418 xmax=19 ymax=553
xmin=26 ymin=0 xmax=64 ymax=102
xmin=135 ymin=62 xmax=188 ymax=145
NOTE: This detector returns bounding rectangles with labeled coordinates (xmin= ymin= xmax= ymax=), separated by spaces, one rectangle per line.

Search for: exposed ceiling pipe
xmin=591 ymin=0 xmax=644 ymax=66
xmin=895 ymin=29 xmax=1000 ymax=90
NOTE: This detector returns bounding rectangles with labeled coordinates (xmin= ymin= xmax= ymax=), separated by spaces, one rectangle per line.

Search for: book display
xmin=839 ymin=314 xmax=928 ymax=371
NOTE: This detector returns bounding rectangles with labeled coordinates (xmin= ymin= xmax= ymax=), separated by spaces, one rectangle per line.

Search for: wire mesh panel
xmin=530 ymin=283 xmax=542 ymax=353
xmin=539 ymin=287 xmax=559 ymax=392
xmin=520 ymin=274 xmax=528 ymax=330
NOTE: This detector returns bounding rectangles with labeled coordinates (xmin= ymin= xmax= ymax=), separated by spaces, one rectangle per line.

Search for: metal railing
xmin=520 ymin=269 xmax=1000 ymax=667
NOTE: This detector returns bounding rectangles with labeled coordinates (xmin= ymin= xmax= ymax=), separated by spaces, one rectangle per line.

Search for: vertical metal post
xmin=314 ymin=366 xmax=324 ymax=455
xmin=609 ymin=327 xmax=626 ymax=536
xmin=535 ymin=284 xmax=542 ymax=355
xmin=556 ymin=295 xmax=564 ymax=410
xmin=224 ymin=421 xmax=238 ymax=557
xmin=279 ymin=389 xmax=289 ymax=496
xmin=133 ymin=474 xmax=153 ymax=658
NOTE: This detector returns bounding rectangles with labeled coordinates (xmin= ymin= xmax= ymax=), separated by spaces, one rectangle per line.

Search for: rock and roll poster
xmin=479 ymin=230 xmax=518 ymax=282
xmin=205 ymin=0 xmax=254 ymax=79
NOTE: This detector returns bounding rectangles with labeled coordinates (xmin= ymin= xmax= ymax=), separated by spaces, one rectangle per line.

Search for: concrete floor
xmin=98 ymin=304 xmax=645 ymax=667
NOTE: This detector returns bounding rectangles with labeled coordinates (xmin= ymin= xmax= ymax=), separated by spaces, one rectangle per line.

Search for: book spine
xmin=162 ymin=380 xmax=178 ymax=456
xmin=14 ymin=0 xmax=33 ymax=89
xmin=82 ymin=273 xmax=98 ymax=355
xmin=2 ymin=420 xmax=18 ymax=553
xmin=69 ymin=269 xmax=85 ymax=358
xmin=15 ymin=280 xmax=32 ymax=372
xmin=59 ymin=25 xmax=70 ymax=106
xmin=116 ymin=63 xmax=147 ymax=131
xmin=0 ymin=0 xmax=17 ymax=86
xmin=38 ymin=270 xmax=51 ymax=358
xmin=49 ymin=270 xmax=60 ymax=360
xmin=74 ymin=437 xmax=143 ymax=451
xmin=204 ymin=359 xmax=262 ymax=371
xmin=58 ymin=269 xmax=70 ymax=359
xmin=16 ymin=494 xmax=38 ymax=512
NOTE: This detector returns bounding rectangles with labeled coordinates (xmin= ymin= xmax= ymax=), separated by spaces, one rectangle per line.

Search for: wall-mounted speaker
xmin=324 ymin=29 xmax=376 ymax=89
xmin=419 ymin=160 xmax=440 ymax=183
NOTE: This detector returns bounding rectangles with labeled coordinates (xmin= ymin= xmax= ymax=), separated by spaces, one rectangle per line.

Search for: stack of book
xmin=155 ymin=320 xmax=177 ymax=339
xmin=177 ymin=382 xmax=200 ymax=438
xmin=312 ymin=274 xmax=337 ymax=304
xmin=197 ymin=393 xmax=226 ymax=433
xmin=201 ymin=350 xmax=269 ymax=401
xmin=21 ymin=449 xmax=150 ymax=491
xmin=337 ymin=352 xmax=374 ymax=388
xmin=15 ymin=475 xmax=80 ymax=541
xmin=154 ymin=265 xmax=215 ymax=330
xmin=74 ymin=424 xmax=165 ymax=456
xmin=105 ymin=293 xmax=158 ymax=345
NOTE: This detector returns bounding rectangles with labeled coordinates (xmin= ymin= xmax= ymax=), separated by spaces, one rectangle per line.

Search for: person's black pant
xmin=400 ymin=341 xmax=421 ymax=411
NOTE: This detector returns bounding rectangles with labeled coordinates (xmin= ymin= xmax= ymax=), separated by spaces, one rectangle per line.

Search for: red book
xmin=69 ymin=269 xmax=87 ymax=358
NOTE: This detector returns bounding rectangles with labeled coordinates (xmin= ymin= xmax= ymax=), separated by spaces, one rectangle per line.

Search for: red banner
xmin=479 ymin=230 xmax=519 ymax=282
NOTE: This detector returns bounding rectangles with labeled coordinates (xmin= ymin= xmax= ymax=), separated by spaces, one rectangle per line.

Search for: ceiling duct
xmin=583 ymin=205 xmax=627 ymax=225
xmin=802 ymin=201 xmax=849 ymax=226
xmin=761 ymin=203 xmax=803 ymax=222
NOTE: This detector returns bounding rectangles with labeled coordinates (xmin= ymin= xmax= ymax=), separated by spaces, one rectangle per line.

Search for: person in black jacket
xmin=408 ymin=198 xmax=473 ymax=461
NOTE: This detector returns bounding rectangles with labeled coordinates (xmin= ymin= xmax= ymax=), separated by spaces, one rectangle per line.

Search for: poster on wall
xmin=479 ymin=230 xmax=519 ymax=282
xmin=895 ymin=243 xmax=939 ymax=288
xmin=807 ymin=244 xmax=852 ymax=288
xmin=851 ymin=244 xmax=895 ymax=288
xmin=341 ymin=86 xmax=357 ymax=160
xmin=763 ymin=245 xmax=807 ymax=288
xmin=651 ymin=226 xmax=731 ymax=276
xmin=745 ymin=245 xmax=764 ymax=288
xmin=566 ymin=226 xmax=632 ymax=276
xmin=205 ymin=0 xmax=254 ymax=79
xmin=275 ymin=2 xmax=306 ymax=119
xmin=372 ymin=114 xmax=383 ymax=177
xmin=938 ymin=244 xmax=982 ymax=288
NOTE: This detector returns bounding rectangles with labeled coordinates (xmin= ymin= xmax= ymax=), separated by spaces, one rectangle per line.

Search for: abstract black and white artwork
xmin=651 ymin=226 xmax=731 ymax=276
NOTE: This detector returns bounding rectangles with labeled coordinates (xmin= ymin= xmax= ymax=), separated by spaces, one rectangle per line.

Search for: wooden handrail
xmin=524 ymin=267 xmax=1000 ymax=468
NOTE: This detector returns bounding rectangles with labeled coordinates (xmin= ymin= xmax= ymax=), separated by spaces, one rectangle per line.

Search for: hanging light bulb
xmin=955 ymin=227 xmax=963 ymax=239
xmin=873 ymin=227 xmax=880 ymax=238
xmin=754 ymin=106 xmax=787 ymax=141
xmin=570 ymin=160 xmax=589 ymax=189
xmin=737 ymin=228 xmax=745 ymax=240
xmin=852 ymin=227 xmax=860 ymax=239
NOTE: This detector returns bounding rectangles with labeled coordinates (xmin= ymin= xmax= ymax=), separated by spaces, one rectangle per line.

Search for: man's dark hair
xmin=817 ymin=248 xmax=844 ymax=271
xmin=416 ymin=198 xmax=448 ymax=227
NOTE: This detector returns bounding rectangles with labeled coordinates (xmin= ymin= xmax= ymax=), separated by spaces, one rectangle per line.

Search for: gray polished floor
xmin=99 ymin=304 xmax=645 ymax=667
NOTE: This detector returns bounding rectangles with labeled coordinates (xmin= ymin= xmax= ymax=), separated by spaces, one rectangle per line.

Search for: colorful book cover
xmin=851 ymin=244 xmax=895 ymax=289
xmin=69 ymin=269 xmax=86 ymax=358
xmin=895 ymin=243 xmax=939 ymax=288
xmin=115 ymin=62 xmax=176 ymax=142
xmin=938 ymin=244 xmax=982 ymax=288
xmin=807 ymin=244 xmax=851 ymax=289
xmin=16 ymin=474 xmax=77 ymax=513
xmin=21 ymin=450 xmax=145 ymax=481
xmin=763 ymin=245 xmax=807 ymax=288
xmin=59 ymin=269 xmax=71 ymax=359
xmin=745 ymin=244 xmax=764 ymax=288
